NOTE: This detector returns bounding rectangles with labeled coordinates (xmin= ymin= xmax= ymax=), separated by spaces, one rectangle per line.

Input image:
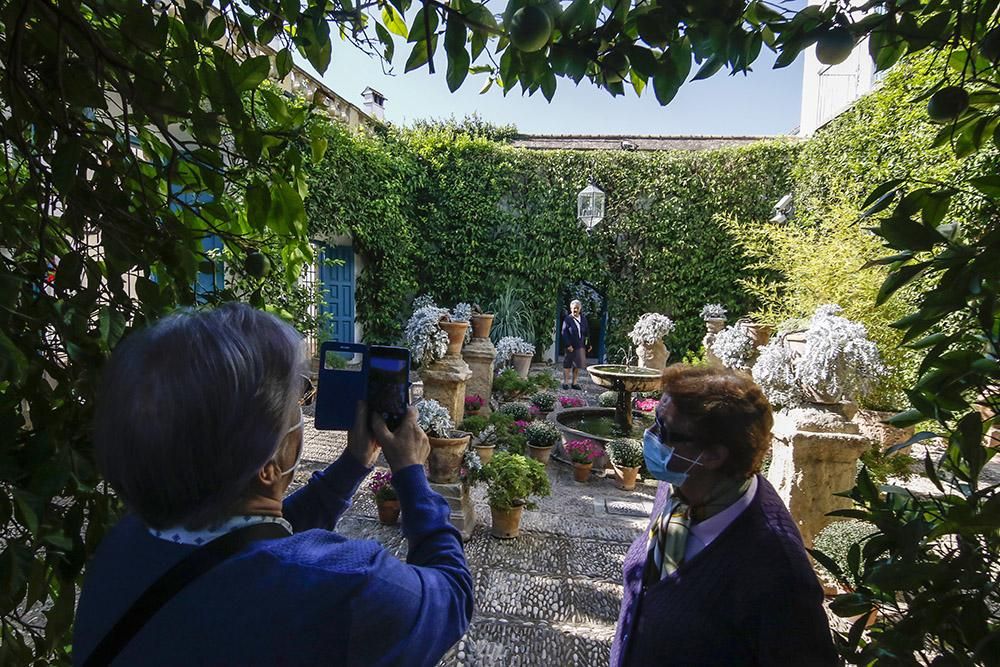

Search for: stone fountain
xmin=586 ymin=364 xmax=662 ymax=431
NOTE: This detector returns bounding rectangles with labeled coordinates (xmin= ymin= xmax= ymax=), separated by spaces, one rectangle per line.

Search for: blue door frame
xmin=319 ymin=244 xmax=356 ymax=343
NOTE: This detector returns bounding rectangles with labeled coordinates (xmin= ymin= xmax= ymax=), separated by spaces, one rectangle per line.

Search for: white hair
xmin=570 ymin=300 xmax=582 ymax=309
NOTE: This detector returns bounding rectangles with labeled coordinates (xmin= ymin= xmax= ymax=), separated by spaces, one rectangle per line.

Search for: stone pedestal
xmin=463 ymin=338 xmax=497 ymax=417
xmin=703 ymin=319 xmax=725 ymax=364
xmin=421 ymin=356 xmax=474 ymax=424
xmin=429 ymin=482 xmax=476 ymax=541
xmin=636 ymin=341 xmax=669 ymax=371
xmin=766 ymin=403 xmax=872 ymax=550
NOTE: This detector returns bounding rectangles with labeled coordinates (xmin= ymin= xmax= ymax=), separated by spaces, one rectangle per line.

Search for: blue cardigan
xmin=560 ymin=313 xmax=589 ymax=349
xmin=73 ymin=455 xmax=473 ymax=666
xmin=611 ymin=475 xmax=837 ymax=666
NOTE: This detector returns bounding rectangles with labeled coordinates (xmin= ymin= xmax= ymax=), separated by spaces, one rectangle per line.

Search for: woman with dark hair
xmin=74 ymin=304 xmax=472 ymax=666
xmin=611 ymin=364 xmax=836 ymax=667
xmin=561 ymin=299 xmax=590 ymax=390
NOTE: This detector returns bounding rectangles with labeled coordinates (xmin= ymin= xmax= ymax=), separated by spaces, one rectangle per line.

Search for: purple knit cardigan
xmin=611 ymin=475 xmax=838 ymax=667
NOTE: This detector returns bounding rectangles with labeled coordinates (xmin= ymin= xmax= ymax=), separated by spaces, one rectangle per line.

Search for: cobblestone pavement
xmin=295 ymin=364 xmax=652 ymax=667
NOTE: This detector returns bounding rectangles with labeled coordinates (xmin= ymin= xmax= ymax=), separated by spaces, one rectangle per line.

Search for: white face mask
xmin=272 ymin=409 xmax=305 ymax=477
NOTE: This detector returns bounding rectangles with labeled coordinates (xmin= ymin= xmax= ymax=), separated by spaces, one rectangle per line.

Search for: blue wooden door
xmin=319 ymin=245 xmax=355 ymax=343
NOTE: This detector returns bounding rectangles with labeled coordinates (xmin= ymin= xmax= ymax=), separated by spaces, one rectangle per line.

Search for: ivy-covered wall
xmin=306 ymin=125 xmax=799 ymax=356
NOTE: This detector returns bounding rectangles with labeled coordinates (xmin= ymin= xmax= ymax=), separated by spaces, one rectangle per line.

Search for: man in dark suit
xmin=561 ymin=299 xmax=590 ymax=390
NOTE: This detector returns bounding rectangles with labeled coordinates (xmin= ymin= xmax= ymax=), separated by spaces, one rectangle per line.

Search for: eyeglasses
xmin=652 ymin=412 xmax=697 ymax=446
xmin=300 ymin=374 xmax=316 ymax=407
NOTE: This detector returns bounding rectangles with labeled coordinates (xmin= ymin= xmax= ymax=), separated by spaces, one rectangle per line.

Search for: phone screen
xmin=368 ymin=347 xmax=409 ymax=430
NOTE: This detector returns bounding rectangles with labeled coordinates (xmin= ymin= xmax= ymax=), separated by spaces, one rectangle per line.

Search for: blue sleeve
xmin=282 ymin=451 xmax=371 ymax=532
xmin=346 ymin=464 xmax=473 ymax=666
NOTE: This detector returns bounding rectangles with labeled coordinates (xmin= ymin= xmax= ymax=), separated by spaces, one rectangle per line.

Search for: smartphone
xmin=368 ymin=345 xmax=410 ymax=430
xmin=314 ymin=342 xmax=368 ymax=431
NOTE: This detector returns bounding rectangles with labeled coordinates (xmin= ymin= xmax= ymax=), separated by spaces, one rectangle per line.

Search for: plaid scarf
xmin=643 ymin=477 xmax=752 ymax=587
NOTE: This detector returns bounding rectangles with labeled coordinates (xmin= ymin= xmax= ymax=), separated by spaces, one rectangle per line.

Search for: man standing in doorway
xmin=561 ymin=299 xmax=590 ymax=390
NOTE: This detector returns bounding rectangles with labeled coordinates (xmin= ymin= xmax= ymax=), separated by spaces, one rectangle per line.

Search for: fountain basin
xmin=587 ymin=365 xmax=662 ymax=393
xmin=549 ymin=408 xmax=653 ymax=468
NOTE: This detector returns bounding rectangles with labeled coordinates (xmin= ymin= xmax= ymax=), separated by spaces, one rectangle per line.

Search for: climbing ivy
xmin=306 ymin=125 xmax=799 ymax=356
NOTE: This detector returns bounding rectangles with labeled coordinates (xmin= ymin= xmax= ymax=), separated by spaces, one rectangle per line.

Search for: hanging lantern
xmin=577 ymin=182 xmax=605 ymax=231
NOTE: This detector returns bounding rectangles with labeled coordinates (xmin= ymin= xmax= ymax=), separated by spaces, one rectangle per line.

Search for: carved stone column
xmin=766 ymin=403 xmax=872 ymax=549
xmin=421 ymin=356 xmax=474 ymax=424
xmin=463 ymin=337 xmax=497 ymax=417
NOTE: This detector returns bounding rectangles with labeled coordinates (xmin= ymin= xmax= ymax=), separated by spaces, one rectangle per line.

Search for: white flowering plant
xmin=710 ymin=325 xmax=757 ymax=371
xmin=416 ymin=399 xmax=454 ymax=438
xmin=752 ymin=304 xmax=887 ymax=407
xmin=628 ymin=313 xmax=675 ymax=347
xmin=700 ymin=303 xmax=728 ymax=320
xmin=412 ymin=293 xmax=437 ymax=310
xmin=451 ymin=302 xmax=473 ymax=342
xmin=405 ymin=304 xmax=450 ymax=365
xmin=495 ymin=336 xmax=535 ymax=368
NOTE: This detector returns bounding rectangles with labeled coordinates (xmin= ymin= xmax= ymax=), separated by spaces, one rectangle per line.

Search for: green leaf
xmin=692 ymin=53 xmax=725 ymax=81
xmin=445 ymin=17 xmax=470 ymax=92
xmin=311 ymin=136 xmax=328 ymax=163
xmin=969 ymin=175 xmax=1000 ymax=198
xmin=0 ymin=330 xmax=27 ymax=384
xmin=887 ymin=409 xmax=926 ymax=428
xmin=375 ymin=23 xmax=395 ymax=62
xmin=863 ymin=178 xmax=907 ymax=209
xmin=405 ymin=36 xmax=438 ymax=73
xmin=246 ymin=181 xmax=270 ymax=229
xmin=236 ymin=55 xmax=270 ymax=92
xmin=275 ymin=48 xmax=294 ymax=79
xmin=382 ymin=5 xmax=409 ymax=38
xmin=408 ymin=6 xmax=439 ymax=44
xmin=876 ymin=261 xmax=929 ymax=305
xmin=829 ymin=593 xmax=872 ymax=618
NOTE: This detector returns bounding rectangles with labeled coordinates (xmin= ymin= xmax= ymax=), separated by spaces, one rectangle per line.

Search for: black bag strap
xmin=83 ymin=521 xmax=291 ymax=667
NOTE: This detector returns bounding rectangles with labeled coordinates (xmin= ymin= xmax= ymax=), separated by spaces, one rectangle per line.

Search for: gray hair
xmin=570 ymin=300 xmax=583 ymax=309
xmin=94 ymin=303 xmax=305 ymax=530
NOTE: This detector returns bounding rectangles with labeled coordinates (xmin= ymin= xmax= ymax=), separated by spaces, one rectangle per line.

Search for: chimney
xmin=361 ymin=87 xmax=386 ymax=121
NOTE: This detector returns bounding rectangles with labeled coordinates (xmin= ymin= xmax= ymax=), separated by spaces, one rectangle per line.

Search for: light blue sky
xmin=309 ymin=12 xmax=807 ymax=136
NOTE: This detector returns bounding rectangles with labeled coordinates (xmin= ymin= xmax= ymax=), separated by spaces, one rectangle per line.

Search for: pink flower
xmin=634 ymin=398 xmax=658 ymax=412
xmin=565 ymin=439 xmax=603 ymax=464
xmin=529 ymin=405 xmax=541 ymax=417
xmin=465 ymin=394 xmax=484 ymax=410
xmin=559 ymin=396 xmax=585 ymax=408
xmin=514 ymin=420 xmax=530 ymax=434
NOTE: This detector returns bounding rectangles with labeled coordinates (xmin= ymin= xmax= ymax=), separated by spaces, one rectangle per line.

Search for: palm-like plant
xmin=488 ymin=282 xmax=534 ymax=345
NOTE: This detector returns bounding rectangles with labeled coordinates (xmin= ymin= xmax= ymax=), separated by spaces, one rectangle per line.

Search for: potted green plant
xmin=492 ymin=369 xmax=534 ymax=401
xmin=416 ymin=399 xmax=469 ymax=484
xmin=481 ymin=450 xmax=551 ymax=539
xmin=607 ymin=438 xmax=644 ymax=491
xmin=564 ymin=439 xmax=603 ymax=482
xmin=368 ymin=470 xmax=399 ymax=525
xmin=529 ymin=390 xmax=557 ymax=416
xmin=498 ymin=401 xmax=532 ymax=422
xmin=524 ymin=420 xmax=560 ymax=464
xmin=464 ymin=394 xmax=485 ymax=416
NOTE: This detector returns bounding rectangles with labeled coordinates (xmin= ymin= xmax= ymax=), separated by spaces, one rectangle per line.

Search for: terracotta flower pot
xmin=743 ymin=322 xmax=772 ymax=347
xmin=526 ymin=444 xmax=554 ymax=464
xmin=470 ymin=313 xmax=494 ymax=339
xmin=439 ymin=320 xmax=469 ymax=357
xmin=376 ymin=499 xmax=400 ymax=525
xmin=617 ymin=466 xmax=640 ymax=491
xmin=511 ymin=352 xmax=532 ymax=379
xmin=705 ymin=318 xmax=726 ymax=335
xmin=473 ymin=443 xmax=495 ymax=466
xmin=573 ymin=462 xmax=593 ymax=482
xmin=426 ymin=431 xmax=470 ymax=483
xmin=490 ymin=505 xmax=524 ymax=539
xmin=525 ymin=445 xmax=556 ymax=465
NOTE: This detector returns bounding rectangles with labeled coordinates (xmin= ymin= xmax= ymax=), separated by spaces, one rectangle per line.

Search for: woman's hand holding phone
xmin=372 ymin=408 xmax=429 ymax=472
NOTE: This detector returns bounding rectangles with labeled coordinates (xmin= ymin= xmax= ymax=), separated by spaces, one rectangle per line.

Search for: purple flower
xmin=514 ymin=420 xmax=530 ymax=434
xmin=565 ymin=439 xmax=603 ymax=464
xmin=559 ymin=396 xmax=585 ymax=408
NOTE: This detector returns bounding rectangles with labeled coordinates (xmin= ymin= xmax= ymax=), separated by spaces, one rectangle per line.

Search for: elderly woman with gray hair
xmin=73 ymin=304 xmax=473 ymax=666
xmin=561 ymin=299 xmax=590 ymax=389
